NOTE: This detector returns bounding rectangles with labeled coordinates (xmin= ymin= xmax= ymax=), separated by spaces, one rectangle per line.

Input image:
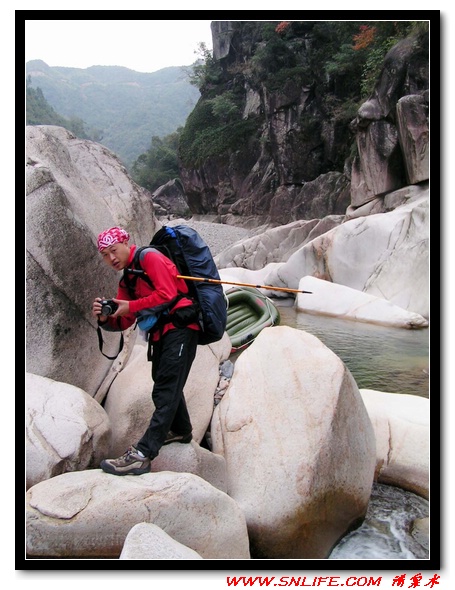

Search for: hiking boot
xmin=100 ymin=446 xmax=151 ymax=476
xmin=163 ymin=430 xmax=193 ymax=445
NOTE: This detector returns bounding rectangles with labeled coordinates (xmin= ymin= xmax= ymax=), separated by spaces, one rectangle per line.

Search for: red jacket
xmin=102 ymin=245 xmax=199 ymax=341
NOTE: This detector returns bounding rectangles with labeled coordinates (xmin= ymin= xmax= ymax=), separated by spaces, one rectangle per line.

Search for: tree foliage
xmin=26 ymin=77 xmax=97 ymax=139
xmin=206 ymin=91 xmax=240 ymax=122
xmin=353 ymin=25 xmax=377 ymax=51
xmin=130 ymin=130 xmax=182 ymax=193
xmin=187 ymin=42 xmax=223 ymax=92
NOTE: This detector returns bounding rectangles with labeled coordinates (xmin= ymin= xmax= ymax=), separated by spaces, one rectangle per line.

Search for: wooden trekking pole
xmin=176 ymin=275 xmax=312 ymax=294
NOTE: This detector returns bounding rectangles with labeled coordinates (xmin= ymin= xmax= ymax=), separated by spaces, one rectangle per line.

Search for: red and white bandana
xmin=97 ymin=227 xmax=130 ymax=252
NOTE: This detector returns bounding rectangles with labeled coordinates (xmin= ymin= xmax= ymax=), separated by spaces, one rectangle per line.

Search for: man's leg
xmin=136 ymin=327 xmax=198 ymax=459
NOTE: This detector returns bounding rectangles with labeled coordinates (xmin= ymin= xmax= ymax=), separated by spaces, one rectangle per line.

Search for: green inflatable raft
xmin=225 ymin=286 xmax=280 ymax=353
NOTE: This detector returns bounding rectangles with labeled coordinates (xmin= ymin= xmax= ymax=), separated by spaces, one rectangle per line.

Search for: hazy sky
xmin=25 ymin=19 xmax=214 ymax=73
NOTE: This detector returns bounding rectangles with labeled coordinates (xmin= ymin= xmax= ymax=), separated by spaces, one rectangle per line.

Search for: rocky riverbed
xmin=165 ymin=217 xmax=254 ymax=257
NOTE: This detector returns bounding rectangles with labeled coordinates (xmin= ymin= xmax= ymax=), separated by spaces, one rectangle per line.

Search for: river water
xmin=328 ymin=483 xmax=429 ymax=560
xmin=275 ymin=300 xmax=429 ymax=399
xmin=235 ymin=297 xmax=431 ymax=561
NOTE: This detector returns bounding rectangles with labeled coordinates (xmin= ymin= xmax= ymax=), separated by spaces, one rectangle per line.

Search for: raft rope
xmin=261 ymin=291 xmax=279 ymax=327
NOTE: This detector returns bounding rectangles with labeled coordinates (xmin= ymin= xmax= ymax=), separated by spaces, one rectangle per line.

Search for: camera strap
xmin=96 ymin=325 xmax=124 ymax=360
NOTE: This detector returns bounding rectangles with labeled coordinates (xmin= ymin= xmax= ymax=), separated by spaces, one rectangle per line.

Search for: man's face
xmin=100 ymin=241 xmax=130 ymax=271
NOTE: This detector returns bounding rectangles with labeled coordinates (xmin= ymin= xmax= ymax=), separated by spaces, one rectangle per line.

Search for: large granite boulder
xmin=215 ymin=216 xmax=344 ymax=271
xmin=360 ymin=389 xmax=429 ymax=499
xmin=149 ymin=440 xmax=227 ymax=493
xmin=152 ymin=178 xmax=190 ymax=217
xmin=211 ymin=325 xmax=376 ymax=559
xmin=120 ymin=522 xmax=204 ymax=559
xmin=264 ymin=190 xmax=429 ymax=318
xmin=296 ymin=276 xmax=428 ymax=329
xmin=26 ymin=373 xmax=111 ymax=490
xmin=26 ymin=125 xmax=159 ymax=398
xmin=217 ymin=187 xmax=428 ymax=320
xmin=26 ymin=470 xmax=251 ymax=559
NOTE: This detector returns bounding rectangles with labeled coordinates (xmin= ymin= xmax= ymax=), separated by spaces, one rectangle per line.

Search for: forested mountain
xmin=26 ymin=80 xmax=95 ymax=140
xmin=26 ymin=60 xmax=200 ymax=168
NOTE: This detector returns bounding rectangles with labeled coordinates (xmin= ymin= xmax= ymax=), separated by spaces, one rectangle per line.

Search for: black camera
xmin=100 ymin=299 xmax=119 ymax=316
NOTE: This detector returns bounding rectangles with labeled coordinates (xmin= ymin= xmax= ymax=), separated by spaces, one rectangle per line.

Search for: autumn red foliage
xmin=353 ymin=25 xmax=377 ymax=50
xmin=275 ymin=21 xmax=292 ymax=35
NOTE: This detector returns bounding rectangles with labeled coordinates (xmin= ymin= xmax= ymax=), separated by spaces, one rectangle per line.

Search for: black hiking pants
xmin=136 ymin=326 xmax=198 ymax=460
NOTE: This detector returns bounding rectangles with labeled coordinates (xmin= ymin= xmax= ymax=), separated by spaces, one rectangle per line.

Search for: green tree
xmin=207 ymin=91 xmax=240 ymax=122
xmin=131 ymin=130 xmax=181 ymax=192
xmin=26 ymin=76 xmax=100 ymax=140
xmin=187 ymin=42 xmax=223 ymax=91
xmin=26 ymin=78 xmax=68 ymax=126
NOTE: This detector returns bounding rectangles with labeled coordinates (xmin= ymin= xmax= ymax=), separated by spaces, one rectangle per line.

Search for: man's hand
xmin=92 ymin=297 xmax=130 ymax=320
xmin=111 ymin=299 xmax=130 ymax=317
xmin=92 ymin=297 xmax=107 ymax=321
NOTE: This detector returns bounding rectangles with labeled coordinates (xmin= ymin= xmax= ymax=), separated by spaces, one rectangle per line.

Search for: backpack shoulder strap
xmin=123 ymin=246 xmax=154 ymax=296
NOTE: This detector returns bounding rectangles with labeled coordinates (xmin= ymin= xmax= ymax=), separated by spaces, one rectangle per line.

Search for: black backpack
xmin=125 ymin=225 xmax=227 ymax=345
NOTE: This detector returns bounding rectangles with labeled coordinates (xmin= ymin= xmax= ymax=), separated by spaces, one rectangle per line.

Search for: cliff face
xmin=178 ymin=21 xmax=429 ymax=228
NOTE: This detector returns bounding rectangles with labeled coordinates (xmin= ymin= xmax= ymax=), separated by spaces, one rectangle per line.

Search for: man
xmin=92 ymin=226 xmax=199 ymax=475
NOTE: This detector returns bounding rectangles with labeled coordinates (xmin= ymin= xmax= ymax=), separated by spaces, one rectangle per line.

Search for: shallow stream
xmin=328 ymin=483 xmax=429 ymax=560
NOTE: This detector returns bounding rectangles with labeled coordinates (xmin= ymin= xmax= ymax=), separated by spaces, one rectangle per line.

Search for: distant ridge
xmin=26 ymin=60 xmax=200 ymax=168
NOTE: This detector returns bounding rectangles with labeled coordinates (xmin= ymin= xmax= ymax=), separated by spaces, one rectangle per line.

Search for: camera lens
xmin=100 ymin=300 xmax=118 ymax=316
